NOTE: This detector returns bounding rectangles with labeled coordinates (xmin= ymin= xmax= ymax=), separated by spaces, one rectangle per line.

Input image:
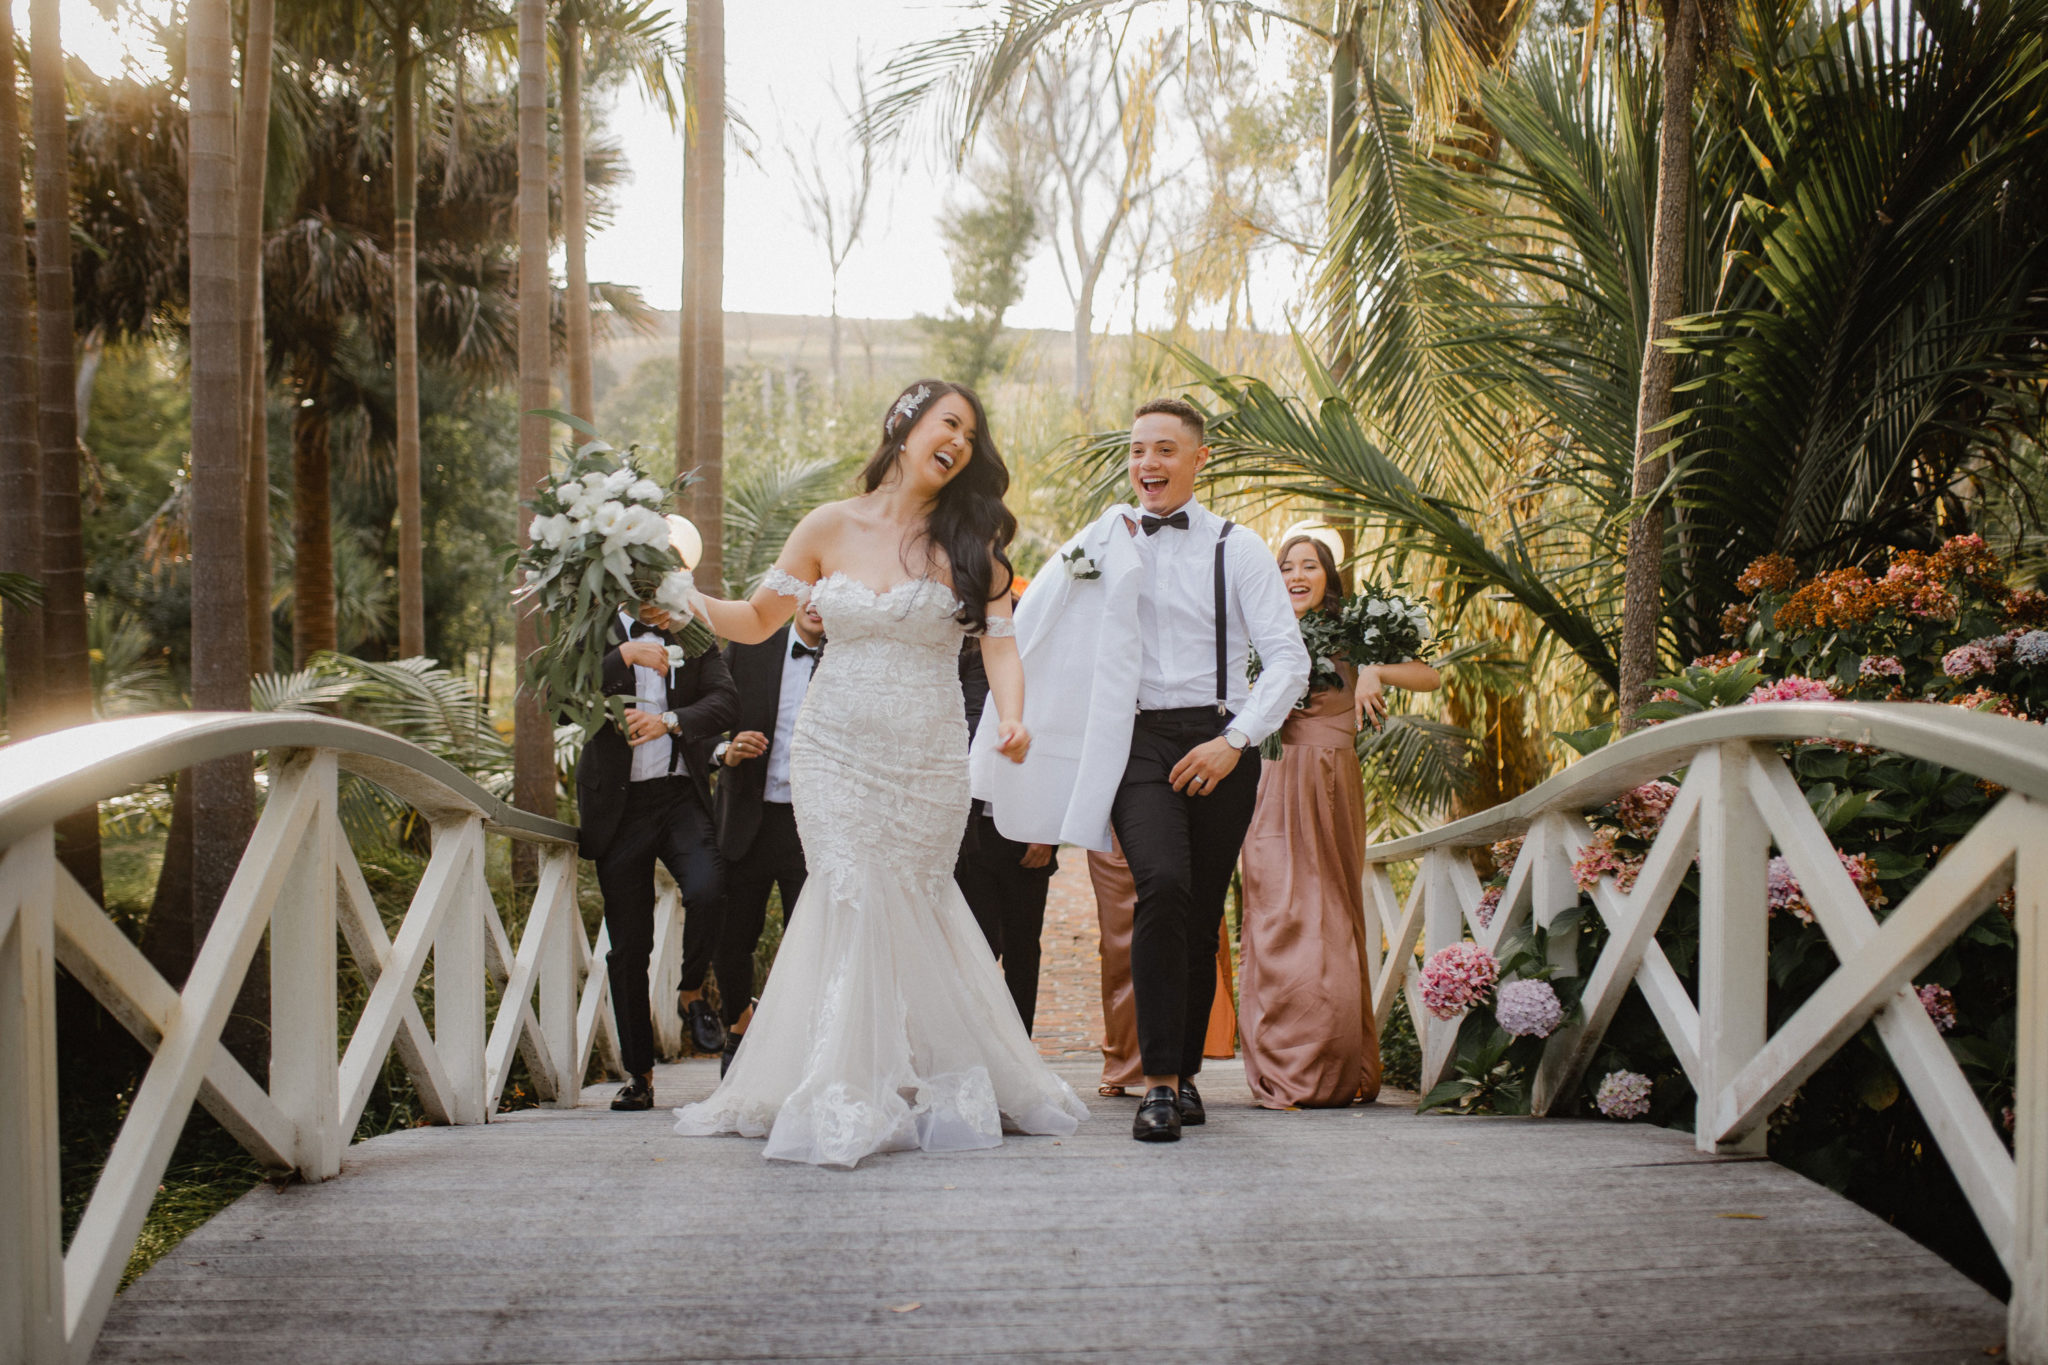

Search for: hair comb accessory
xmin=884 ymin=383 xmax=932 ymax=439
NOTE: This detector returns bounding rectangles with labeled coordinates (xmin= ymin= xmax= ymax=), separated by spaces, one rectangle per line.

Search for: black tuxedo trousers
xmin=594 ymin=776 xmax=726 ymax=1075
xmin=1111 ymin=707 xmax=1260 ymax=1078
xmin=715 ymin=799 xmax=808 ymax=1029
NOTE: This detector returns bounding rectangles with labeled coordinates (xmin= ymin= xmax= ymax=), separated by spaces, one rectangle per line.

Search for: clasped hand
xmin=623 ymin=707 xmax=669 ymax=746
xmin=1169 ymin=735 xmax=1240 ymax=796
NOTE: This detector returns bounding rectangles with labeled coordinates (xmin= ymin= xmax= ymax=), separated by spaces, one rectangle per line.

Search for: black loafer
xmin=719 ymin=1033 xmax=743 ymax=1078
xmin=1133 ymin=1085 xmax=1182 ymax=1142
xmin=610 ymin=1072 xmax=654 ymax=1111
xmin=685 ymin=998 xmax=726 ymax=1054
xmin=1177 ymin=1079 xmax=1206 ymax=1126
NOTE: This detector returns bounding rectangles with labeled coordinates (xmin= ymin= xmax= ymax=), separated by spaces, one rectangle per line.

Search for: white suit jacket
xmin=969 ymin=506 xmax=1147 ymax=852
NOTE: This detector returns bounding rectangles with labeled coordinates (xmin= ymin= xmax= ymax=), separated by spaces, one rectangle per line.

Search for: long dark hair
xmin=1278 ymin=533 xmax=1344 ymax=617
xmin=860 ymin=378 xmax=1017 ymax=633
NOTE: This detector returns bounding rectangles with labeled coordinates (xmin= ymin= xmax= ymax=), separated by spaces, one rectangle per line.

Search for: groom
xmin=972 ymin=396 xmax=1308 ymax=1142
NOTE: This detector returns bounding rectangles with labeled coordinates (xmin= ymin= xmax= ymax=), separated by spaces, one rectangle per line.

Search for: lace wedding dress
xmin=672 ymin=569 xmax=1088 ymax=1167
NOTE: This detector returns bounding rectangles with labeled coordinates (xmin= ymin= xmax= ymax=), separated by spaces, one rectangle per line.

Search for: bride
xmin=673 ymin=379 xmax=1088 ymax=1167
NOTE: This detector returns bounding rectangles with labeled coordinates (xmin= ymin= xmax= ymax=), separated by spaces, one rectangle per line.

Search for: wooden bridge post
xmin=2013 ymin=802 xmax=2046 ymax=1364
xmin=270 ymin=751 xmax=341 ymax=1180
xmin=0 ymin=830 xmax=63 ymax=1365
xmin=1695 ymin=744 xmax=1768 ymax=1155
xmin=537 ymin=847 xmax=581 ymax=1106
xmin=1529 ymin=813 xmax=1581 ymax=982
xmin=433 ymin=817 xmax=489 ymax=1123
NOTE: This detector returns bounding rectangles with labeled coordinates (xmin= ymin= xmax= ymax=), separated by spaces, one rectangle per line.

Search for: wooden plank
xmin=0 ymin=830 xmax=63 ymax=1365
xmin=50 ymin=864 xmax=295 ymax=1170
xmin=93 ymin=1059 xmax=2007 ymax=1365
xmin=2010 ymin=798 xmax=2046 ymax=1365
xmin=1695 ymin=744 xmax=1768 ymax=1156
xmin=270 ymin=755 xmax=341 ymax=1180
xmin=63 ymin=749 xmax=323 ymax=1356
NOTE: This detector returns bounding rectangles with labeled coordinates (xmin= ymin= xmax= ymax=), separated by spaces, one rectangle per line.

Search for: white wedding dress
xmin=672 ymin=569 xmax=1088 ymax=1167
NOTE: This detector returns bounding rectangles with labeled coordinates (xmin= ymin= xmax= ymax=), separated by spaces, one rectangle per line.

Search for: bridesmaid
xmin=1238 ymin=533 xmax=1440 ymax=1109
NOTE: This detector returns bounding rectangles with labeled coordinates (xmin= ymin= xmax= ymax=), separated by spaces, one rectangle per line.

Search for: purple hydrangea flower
xmin=1596 ymin=1070 xmax=1654 ymax=1120
xmin=1495 ymin=979 xmax=1563 ymax=1038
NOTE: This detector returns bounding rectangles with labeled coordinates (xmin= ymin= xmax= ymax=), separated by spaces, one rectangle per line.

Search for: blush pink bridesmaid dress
xmin=1237 ymin=663 xmax=1382 ymax=1108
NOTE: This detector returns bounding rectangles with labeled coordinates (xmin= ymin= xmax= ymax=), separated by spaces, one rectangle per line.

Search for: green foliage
xmin=918 ymin=182 xmax=1039 ymax=389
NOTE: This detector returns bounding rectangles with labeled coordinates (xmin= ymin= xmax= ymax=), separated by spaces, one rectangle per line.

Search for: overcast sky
xmin=33 ymin=0 xmax=1304 ymax=330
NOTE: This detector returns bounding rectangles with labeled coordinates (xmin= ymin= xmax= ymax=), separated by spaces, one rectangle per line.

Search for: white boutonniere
xmin=664 ymin=643 xmax=688 ymax=671
xmin=1061 ymin=545 xmax=1101 ymax=581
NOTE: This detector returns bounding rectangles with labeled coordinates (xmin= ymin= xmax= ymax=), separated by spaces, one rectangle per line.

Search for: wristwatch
xmin=1223 ymin=728 xmax=1250 ymax=751
xmin=711 ymin=739 xmax=732 ymax=765
xmin=660 ymin=710 xmax=679 ymax=734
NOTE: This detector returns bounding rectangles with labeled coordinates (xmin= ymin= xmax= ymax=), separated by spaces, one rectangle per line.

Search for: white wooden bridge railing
xmin=0 ymin=713 xmax=695 ymax=1365
xmin=1362 ymin=701 xmax=2047 ymax=1362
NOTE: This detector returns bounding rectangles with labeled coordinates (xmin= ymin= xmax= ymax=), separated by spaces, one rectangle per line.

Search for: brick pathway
xmin=1031 ymin=853 xmax=1105 ymax=1060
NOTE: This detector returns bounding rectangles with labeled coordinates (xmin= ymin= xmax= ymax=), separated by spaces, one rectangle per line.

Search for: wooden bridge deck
xmin=93 ymin=1057 xmax=2004 ymax=1364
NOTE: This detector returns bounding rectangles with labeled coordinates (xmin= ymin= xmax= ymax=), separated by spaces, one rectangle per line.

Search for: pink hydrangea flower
xmin=1571 ymin=828 xmax=1644 ymax=893
xmin=1617 ymin=781 xmax=1679 ymax=841
xmin=1746 ymin=676 xmax=1837 ymax=705
xmin=1596 ymin=1070 xmax=1654 ymax=1119
xmin=1766 ymin=851 xmax=1887 ymax=924
xmin=1917 ymin=983 xmax=1956 ymax=1034
xmin=1474 ymin=885 xmax=1503 ymax=929
xmin=1495 ymin=979 xmax=1563 ymax=1038
xmin=1418 ymin=941 xmax=1500 ymax=1020
xmin=1489 ymin=836 xmax=1524 ymax=874
xmin=1859 ymin=655 xmax=1905 ymax=680
xmin=1942 ymin=643 xmax=1999 ymax=679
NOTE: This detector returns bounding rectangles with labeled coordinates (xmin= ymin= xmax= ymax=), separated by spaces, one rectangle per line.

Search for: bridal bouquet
xmin=512 ymin=416 xmax=716 ymax=737
xmin=1251 ymin=581 xmax=1436 ymax=754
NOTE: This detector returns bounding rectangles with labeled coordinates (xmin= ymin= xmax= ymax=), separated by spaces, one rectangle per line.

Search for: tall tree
xmin=677 ymin=0 xmax=724 ymax=591
xmin=31 ymin=0 xmax=100 ymax=895
xmin=391 ymin=12 xmax=425 ymax=659
xmin=187 ymin=0 xmax=258 ymax=999
xmin=1616 ymin=0 xmax=1718 ymax=729
xmin=239 ymin=0 xmax=277 ymax=673
xmin=0 ymin=0 xmax=42 ymax=737
xmin=561 ymin=11 xmax=592 ymax=419
xmin=513 ymin=0 xmax=556 ymax=842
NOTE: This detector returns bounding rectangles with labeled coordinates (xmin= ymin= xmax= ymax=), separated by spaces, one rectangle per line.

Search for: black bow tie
xmin=1141 ymin=510 xmax=1190 ymax=535
xmin=791 ymin=638 xmax=823 ymax=662
xmin=628 ymin=621 xmax=663 ymax=639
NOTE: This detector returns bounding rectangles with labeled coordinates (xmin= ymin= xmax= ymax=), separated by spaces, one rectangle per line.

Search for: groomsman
xmin=969 ymin=396 xmax=1308 ymax=1143
xmin=709 ymin=590 xmax=825 ymax=1073
xmin=955 ymin=635 xmax=1059 ymax=1032
xmin=576 ymin=603 xmax=738 ymax=1111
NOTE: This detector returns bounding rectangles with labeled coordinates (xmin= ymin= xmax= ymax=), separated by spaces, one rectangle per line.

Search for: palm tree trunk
xmin=0 ymin=0 xmax=43 ymax=738
xmin=562 ymin=16 xmax=594 ymax=423
xmin=513 ymin=0 xmax=556 ymax=853
xmin=31 ymin=0 xmax=100 ymax=898
xmin=292 ymin=365 xmax=337 ymax=664
xmin=394 ymin=27 xmax=425 ymax=660
xmin=683 ymin=0 xmax=725 ymax=592
xmin=1616 ymin=0 xmax=1700 ymax=730
xmin=239 ymin=0 xmax=275 ymax=675
xmin=187 ymin=0 xmax=257 ymax=1010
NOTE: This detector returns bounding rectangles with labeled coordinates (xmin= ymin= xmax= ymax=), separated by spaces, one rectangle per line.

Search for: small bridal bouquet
xmin=512 ymin=413 xmax=717 ymax=737
xmin=1251 ymin=580 xmax=1436 ymax=753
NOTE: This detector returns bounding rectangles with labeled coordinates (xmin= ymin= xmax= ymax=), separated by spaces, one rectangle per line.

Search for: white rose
xmin=605 ymin=468 xmax=634 ymax=495
xmin=552 ymin=480 xmax=580 ymax=504
xmin=627 ymin=478 xmax=663 ymax=505
xmin=529 ymin=513 xmax=570 ymax=549
xmin=619 ymin=504 xmax=663 ymax=546
xmin=592 ymin=501 xmax=628 ymax=537
xmin=580 ymin=471 xmax=609 ymax=491
xmin=664 ymin=644 xmax=688 ymax=670
xmin=1366 ymin=599 xmax=1390 ymax=617
xmin=567 ymin=490 xmax=600 ymax=522
xmin=570 ymin=516 xmax=593 ymax=539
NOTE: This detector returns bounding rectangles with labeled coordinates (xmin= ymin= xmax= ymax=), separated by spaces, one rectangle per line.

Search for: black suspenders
xmin=1214 ymin=521 xmax=1234 ymax=715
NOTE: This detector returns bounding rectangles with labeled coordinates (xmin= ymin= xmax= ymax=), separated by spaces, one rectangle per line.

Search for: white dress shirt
xmin=764 ymin=635 xmax=820 ymax=804
xmin=1128 ymin=499 xmax=1309 ymax=746
xmin=620 ymin=610 xmax=681 ymax=783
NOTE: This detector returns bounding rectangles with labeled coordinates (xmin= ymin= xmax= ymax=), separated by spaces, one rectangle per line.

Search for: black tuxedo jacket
xmin=714 ymin=624 xmax=802 ymax=863
xmin=574 ymin=615 xmax=738 ymax=862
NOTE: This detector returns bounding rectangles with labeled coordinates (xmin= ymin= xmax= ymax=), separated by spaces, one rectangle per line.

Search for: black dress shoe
xmin=684 ymin=998 xmax=726 ymax=1054
xmin=1133 ymin=1085 xmax=1182 ymax=1142
xmin=1177 ymin=1079 xmax=1206 ymax=1126
xmin=719 ymin=1032 xmax=743 ymax=1078
xmin=610 ymin=1072 xmax=654 ymax=1111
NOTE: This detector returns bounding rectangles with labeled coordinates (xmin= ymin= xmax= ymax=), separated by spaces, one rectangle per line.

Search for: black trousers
xmin=715 ymin=800 xmax=808 ymax=1029
xmin=1111 ymin=708 xmax=1261 ymax=1078
xmin=595 ymin=776 xmax=726 ymax=1076
xmin=954 ymin=803 xmax=1058 ymax=1033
